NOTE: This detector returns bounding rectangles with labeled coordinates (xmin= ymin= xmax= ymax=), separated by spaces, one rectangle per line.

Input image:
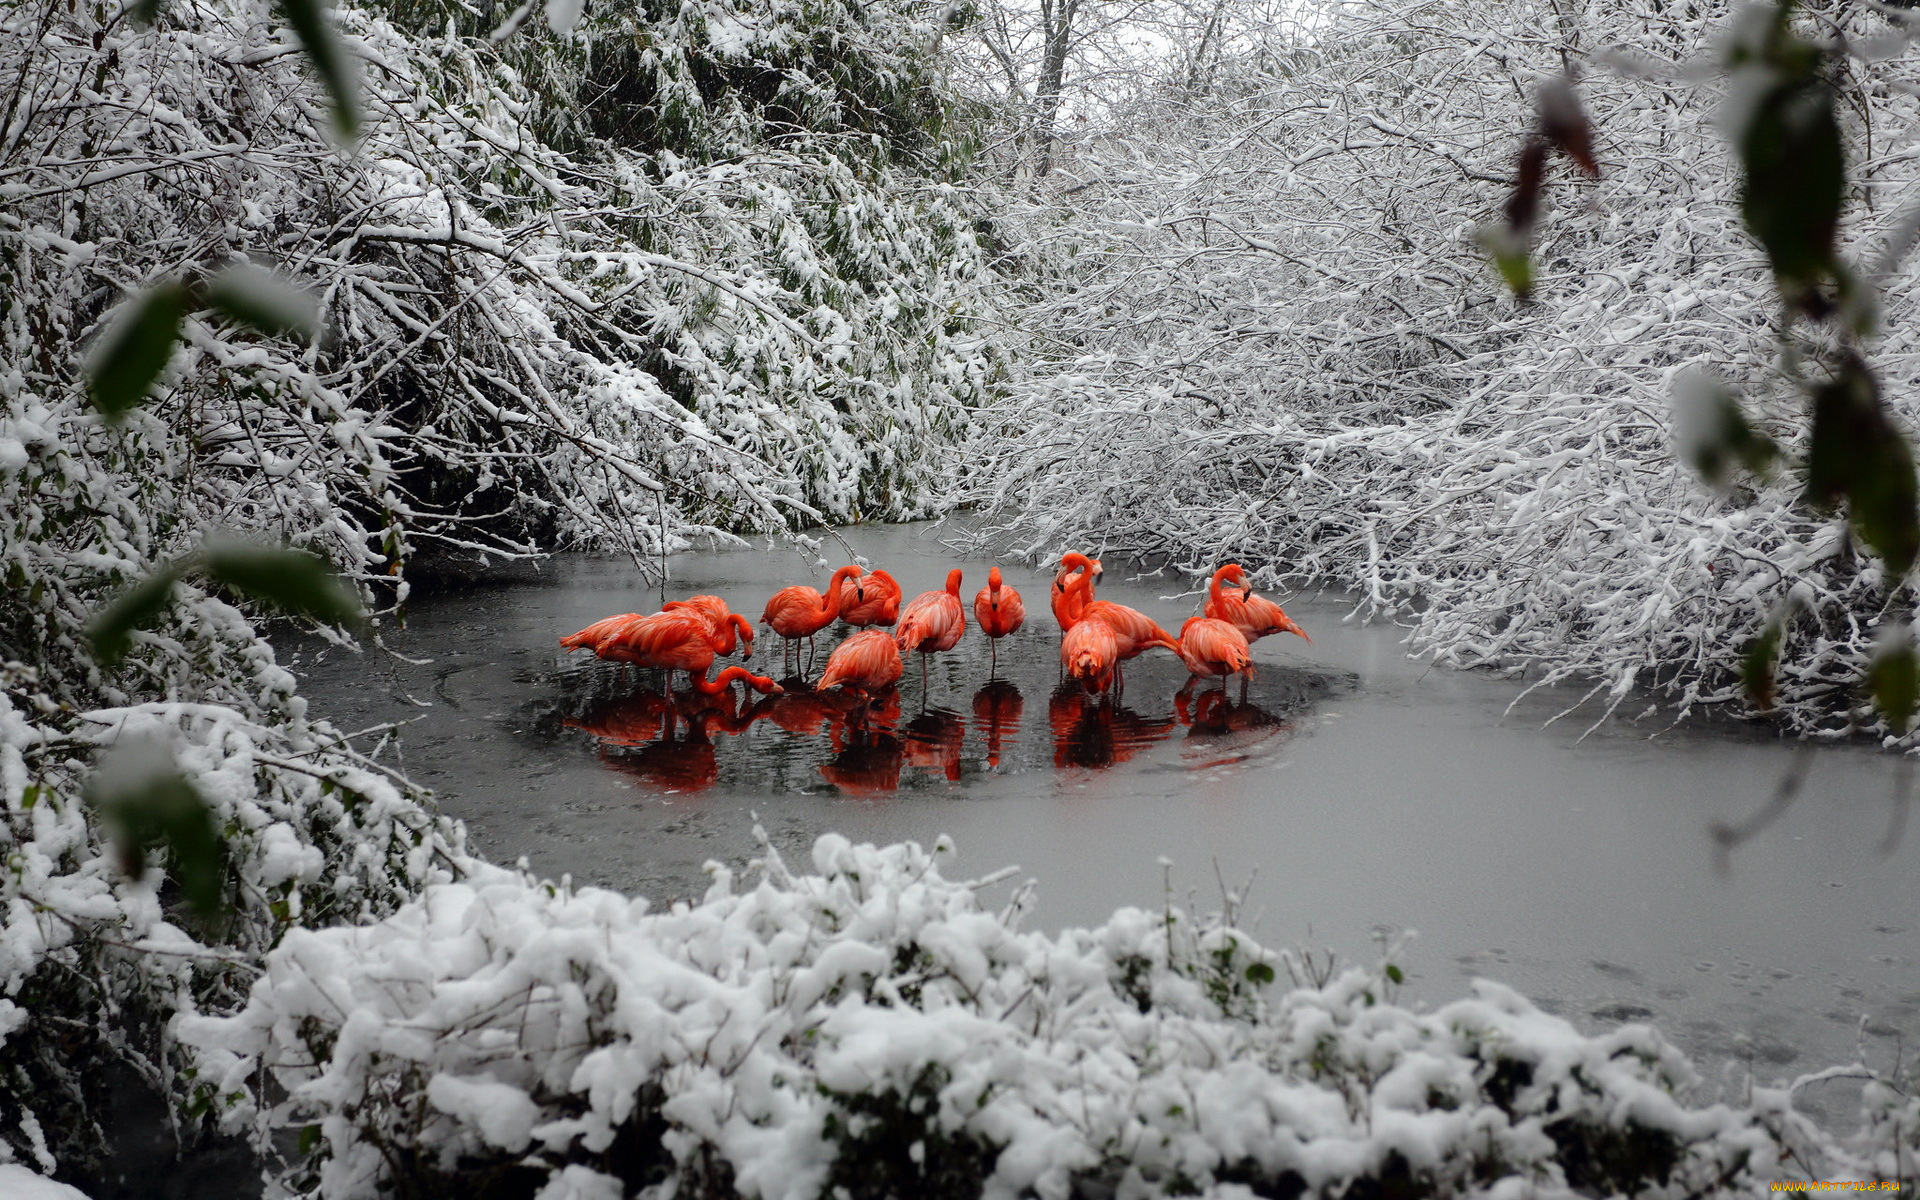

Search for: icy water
xmin=285 ymin=522 xmax=1920 ymax=1123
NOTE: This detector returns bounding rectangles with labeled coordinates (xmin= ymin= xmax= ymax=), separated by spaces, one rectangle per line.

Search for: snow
xmin=177 ymin=832 xmax=1912 ymax=1198
xmin=0 ymin=1164 xmax=93 ymax=1200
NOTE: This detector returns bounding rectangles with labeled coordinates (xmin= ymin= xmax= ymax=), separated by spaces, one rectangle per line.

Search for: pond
xmin=284 ymin=522 xmax=1920 ymax=1129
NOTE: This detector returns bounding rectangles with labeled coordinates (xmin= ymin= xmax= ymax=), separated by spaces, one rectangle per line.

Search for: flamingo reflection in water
xmin=902 ymin=708 xmax=966 ymax=782
xmin=1175 ymin=687 xmax=1294 ymax=769
xmin=818 ymin=731 xmax=904 ymax=797
xmin=1048 ymin=682 xmax=1176 ymax=770
xmin=971 ymin=679 xmax=1023 ymax=770
xmin=564 ymin=687 xmax=776 ymax=795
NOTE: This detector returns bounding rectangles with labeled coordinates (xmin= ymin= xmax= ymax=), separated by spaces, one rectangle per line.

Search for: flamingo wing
xmin=604 ymin=611 xmax=719 ymax=672
xmin=1178 ymin=617 xmax=1251 ymax=678
xmin=897 ymin=591 xmax=966 ymax=654
xmin=561 ymin=613 xmax=643 ymax=653
xmin=819 ymin=630 xmax=903 ymax=692
xmin=1081 ymin=601 xmax=1177 ymax=660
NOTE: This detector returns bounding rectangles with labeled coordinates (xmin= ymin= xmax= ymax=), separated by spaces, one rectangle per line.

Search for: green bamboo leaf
xmin=88 ymin=564 xmax=185 ymax=667
xmin=278 ymin=0 xmax=361 ymax=141
xmin=204 ymin=264 xmax=320 ymax=338
xmin=85 ymin=282 xmax=189 ymax=422
xmin=86 ymin=737 xmax=227 ymax=921
xmin=201 ymin=540 xmax=367 ymax=633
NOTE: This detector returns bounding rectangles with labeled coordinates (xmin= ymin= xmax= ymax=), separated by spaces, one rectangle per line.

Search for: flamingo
xmin=816 ymin=629 xmax=904 ymax=695
xmin=762 ymin=564 xmax=864 ymax=676
xmin=1050 ymin=553 xmax=1101 ymax=631
xmin=663 ymin=594 xmax=755 ymax=657
xmin=973 ymin=567 xmax=1026 ymax=673
xmin=1172 ymin=616 xmax=1252 ymax=692
xmin=838 ymin=568 xmax=902 ymax=628
xmin=1206 ymin=564 xmax=1311 ymax=645
xmin=1074 ymin=599 xmax=1180 ymax=695
xmin=599 ymin=611 xmax=782 ymax=697
xmin=1060 ymin=616 xmax=1119 ymax=695
xmin=896 ymin=569 xmax=966 ymax=690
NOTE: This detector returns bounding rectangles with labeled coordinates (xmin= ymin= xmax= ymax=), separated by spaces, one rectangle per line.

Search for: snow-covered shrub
xmin=0 ymin=0 xmax=1006 ymax=1177
xmin=184 ymin=834 xmax=1907 ymax=1198
xmin=964 ymin=0 xmax=1920 ymax=738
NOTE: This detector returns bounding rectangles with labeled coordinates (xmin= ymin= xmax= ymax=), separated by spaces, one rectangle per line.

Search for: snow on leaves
xmin=185 ymin=834 xmax=1915 ymax=1199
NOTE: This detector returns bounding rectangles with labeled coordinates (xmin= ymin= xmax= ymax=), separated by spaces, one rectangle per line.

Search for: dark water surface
xmin=284 ymin=523 xmax=1920 ymax=1121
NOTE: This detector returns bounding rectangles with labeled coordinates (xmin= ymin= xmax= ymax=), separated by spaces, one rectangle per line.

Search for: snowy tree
xmin=963 ymin=0 xmax=1920 ymax=740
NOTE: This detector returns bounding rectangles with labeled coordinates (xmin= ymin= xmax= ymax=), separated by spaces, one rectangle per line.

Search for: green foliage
xmin=84 ymin=281 xmax=189 ymax=423
xmin=87 ymin=565 xmax=186 ymax=667
xmin=1724 ymin=0 xmax=1846 ymax=312
xmin=276 ymin=0 xmax=363 ymax=140
xmin=84 ymin=738 xmax=227 ymax=922
xmin=820 ymin=1065 xmax=996 ymax=1200
xmin=1804 ymin=357 xmax=1919 ymax=576
xmin=89 ymin=541 xmax=368 ymax=669
xmin=1867 ymin=631 xmax=1919 ymax=734
xmin=199 ymin=541 xmax=368 ymax=635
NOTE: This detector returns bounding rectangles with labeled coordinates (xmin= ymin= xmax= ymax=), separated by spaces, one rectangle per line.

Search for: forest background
xmin=4 ymin=0 xmax=1920 ymax=1193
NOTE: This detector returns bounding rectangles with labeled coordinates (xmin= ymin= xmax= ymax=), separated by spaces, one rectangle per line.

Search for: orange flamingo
xmin=1172 ymin=616 xmax=1252 ymax=692
xmin=838 ymin=568 xmax=902 ymax=628
xmin=1060 ymin=615 xmax=1119 ymax=695
xmin=762 ymin=564 xmax=864 ymax=676
xmin=1206 ymin=564 xmax=1311 ymax=645
xmin=663 ymin=594 xmax=755 ymax=657
xmin=817 ymin=629 xmax=904 ymax=695
xmin=599 ymin=611 xmax=782 ymax=696
xmin=1075 ymin=599 xmax=1180 ymax=695
xmin=1050 ymin=553 xmax=1101 ymax=631
xmin=896 ymin=569 xmax=966 ymax=690
xmin=973 ymin=567 xmax=1026 ymax=673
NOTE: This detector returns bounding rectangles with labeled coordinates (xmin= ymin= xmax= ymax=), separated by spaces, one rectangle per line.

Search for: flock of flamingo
xmin=558 ymin=553 xmax=1311 ymax=702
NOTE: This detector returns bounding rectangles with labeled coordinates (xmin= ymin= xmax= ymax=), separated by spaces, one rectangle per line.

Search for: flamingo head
xmin=945 ymin=568 xmax=963 ymax=596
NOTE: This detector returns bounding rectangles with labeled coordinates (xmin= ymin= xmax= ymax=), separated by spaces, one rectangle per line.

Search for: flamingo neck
xmin=1209 ymin=566 xmax=1236 ymax=607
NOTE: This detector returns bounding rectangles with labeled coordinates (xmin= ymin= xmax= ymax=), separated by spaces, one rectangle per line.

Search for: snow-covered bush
xmin=185 ymin=833 xmax=1914 ymax=1198
xmin=0 ymin=0 xmax=1007 ymax=1177
xmin=964 ymin=0 xmax=1920 ymax=737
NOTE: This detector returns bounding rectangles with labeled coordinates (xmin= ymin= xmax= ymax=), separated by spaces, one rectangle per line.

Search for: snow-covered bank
xmin=185 ymin=833 xmax=1917 ymax=1198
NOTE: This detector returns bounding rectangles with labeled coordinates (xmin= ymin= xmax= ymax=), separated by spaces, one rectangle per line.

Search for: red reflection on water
xmin=902 ymin=708 xmax=966 ymax=782
xmin=819 ymin=728 xmax=904 ymax=796
xmin=971 ymin=680 xmax=1023 ymax=770
xmin=565 ymin=687 xmax=774 ymax=795
xmin=1049 ymin=682 xmax=1175 ymax=769
xmin=1174 ymin=687 xmax=1294 ymax=768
